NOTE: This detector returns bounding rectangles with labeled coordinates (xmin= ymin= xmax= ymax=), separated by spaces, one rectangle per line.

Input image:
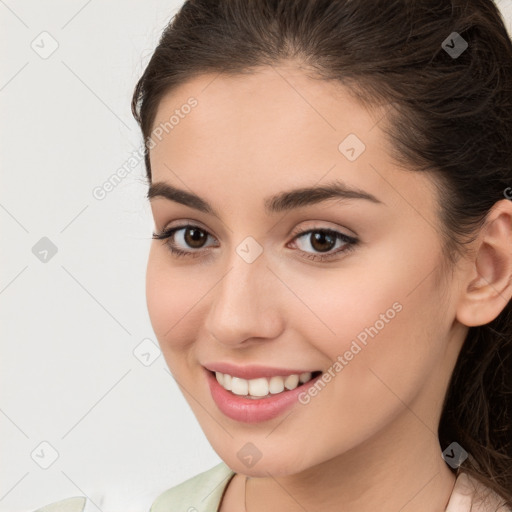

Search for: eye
xmin=152 ymin=224 xmax=217 ymax=259
xmin=288 ymin=227 xmax=359 ymax=262
xmin=152 ymin=223 xmax=359 ymax=262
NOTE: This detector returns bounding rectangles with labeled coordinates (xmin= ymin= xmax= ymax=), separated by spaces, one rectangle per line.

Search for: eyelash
xmin=151 ymin=224 xmax=359 ymax=262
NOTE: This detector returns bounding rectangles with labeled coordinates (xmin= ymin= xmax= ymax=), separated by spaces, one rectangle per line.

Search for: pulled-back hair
xmin=131 ymin=0 xmax=512 ymax=505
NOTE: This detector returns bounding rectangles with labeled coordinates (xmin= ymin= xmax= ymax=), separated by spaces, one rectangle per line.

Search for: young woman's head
xmin=132 ymin=0 xmax=512 ymax=506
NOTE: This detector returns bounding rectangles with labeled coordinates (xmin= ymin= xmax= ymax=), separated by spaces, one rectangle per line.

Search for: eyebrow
xmin=147 ymin=179 xmax=383 ymax=216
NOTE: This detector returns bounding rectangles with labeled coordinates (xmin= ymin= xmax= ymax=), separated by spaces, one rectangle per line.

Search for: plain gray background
xmin=1 ymin=1 xmax=220 ymax=511
xmin=1 ymin=1 xmax=511 ymax=511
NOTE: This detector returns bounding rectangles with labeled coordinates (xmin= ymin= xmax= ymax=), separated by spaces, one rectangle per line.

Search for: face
xmin=145 ymin=64 xmax=467 ymax=477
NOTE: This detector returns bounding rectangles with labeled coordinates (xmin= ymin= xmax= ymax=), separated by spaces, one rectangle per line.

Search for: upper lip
xmin=203 ymin=362 xmax=320 ymax=380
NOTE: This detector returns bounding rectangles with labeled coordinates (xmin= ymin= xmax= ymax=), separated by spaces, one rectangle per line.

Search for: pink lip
xmin=204 ymin=367 xmax=322 ymax=423
xmin=203 ymin=362 xmax=318 ymax=379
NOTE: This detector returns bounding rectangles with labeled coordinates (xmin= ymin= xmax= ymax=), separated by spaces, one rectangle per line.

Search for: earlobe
xmin=456 ymin=199 xmax=512 ymax=327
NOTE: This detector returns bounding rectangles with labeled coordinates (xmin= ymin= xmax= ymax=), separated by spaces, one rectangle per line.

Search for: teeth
xmin=231 ymin=377 xmax=249 ymax=395
xmin=299 ymin=372 xmax=312 ymax=383
xmin=223 ymin=373 xmax=232 ymax=391
xmin=248 ymin=377 xmax=269 ymax=397
xmin=269 ymin=376 xmax=284 ymax=394
xmin=214 ymin=371 xmax=317 ymax=398
xmin=284 ymin=374 xmax=299 ymax=390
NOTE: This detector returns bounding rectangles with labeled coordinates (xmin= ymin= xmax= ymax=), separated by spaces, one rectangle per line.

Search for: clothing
xmin=149 ymin=461 xmax=511 ymax=512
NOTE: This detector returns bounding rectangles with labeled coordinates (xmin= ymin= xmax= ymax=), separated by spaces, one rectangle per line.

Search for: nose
xmin=203 ymin=250 xmax=285 ymax=347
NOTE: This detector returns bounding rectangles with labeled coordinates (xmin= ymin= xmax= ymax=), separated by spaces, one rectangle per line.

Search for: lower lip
xmin=205 ymin=368 xmax=322 ymax=423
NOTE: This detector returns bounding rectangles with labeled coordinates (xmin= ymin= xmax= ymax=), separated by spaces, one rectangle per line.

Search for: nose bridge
xmin=204 ymin=241 xmax=283 ymax=345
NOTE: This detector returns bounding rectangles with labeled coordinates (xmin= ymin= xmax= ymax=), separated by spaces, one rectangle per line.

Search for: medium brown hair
xmin=131 ymin=0 xmax=512 ymax=505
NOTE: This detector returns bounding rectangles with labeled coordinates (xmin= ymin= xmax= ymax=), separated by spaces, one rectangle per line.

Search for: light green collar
xmin=150 ymin=462 xmax=236 ymax=512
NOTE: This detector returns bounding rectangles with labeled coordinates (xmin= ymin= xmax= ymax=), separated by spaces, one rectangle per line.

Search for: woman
xmin=131 ymin=0 xmax=512 ymax=510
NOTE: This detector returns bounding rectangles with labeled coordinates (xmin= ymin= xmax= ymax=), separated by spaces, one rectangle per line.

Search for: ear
xmin=456 ymin=199 xmax=512 ymax=327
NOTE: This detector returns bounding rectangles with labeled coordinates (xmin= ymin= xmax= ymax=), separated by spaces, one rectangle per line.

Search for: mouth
xmin=207 ymin=369 xmax=323 ymax=399
xmin=204 ymin=366 xmax=324 ymax=423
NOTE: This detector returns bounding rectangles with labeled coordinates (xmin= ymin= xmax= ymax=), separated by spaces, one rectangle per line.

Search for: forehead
xmin=148 ymin=65 xmax=439 ymax=220
xmin=150 ymin=64 xmax=384 ymax=151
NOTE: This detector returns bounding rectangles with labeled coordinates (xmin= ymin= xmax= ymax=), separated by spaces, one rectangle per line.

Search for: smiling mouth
xmin=209 ymin=370 xmax=323 ymax=399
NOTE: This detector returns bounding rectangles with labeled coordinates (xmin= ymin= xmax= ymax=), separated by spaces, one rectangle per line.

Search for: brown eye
xmin=152 ymin=224 xmax=217 ymax=258
xmin=290 ymin=228 xmax=359 ymax=262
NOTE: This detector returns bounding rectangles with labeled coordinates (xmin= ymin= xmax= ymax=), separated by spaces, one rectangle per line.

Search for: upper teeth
xmin=215 ymin=371 xmax=314 ymax=398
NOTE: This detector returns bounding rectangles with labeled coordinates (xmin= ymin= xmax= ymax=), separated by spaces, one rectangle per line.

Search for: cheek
xmin=146 ymin=250 xmax=172 ymax=339
xmin=145 ymin=247 xmax=201 ymax=352
xmin=293 ymin=240 xmax=449 ymax=394
xmin=288 ymin=271 xmax=448 ymax=453
xmin=279 ymin=258 xmax=408 ymax=360
xmin=338 ymin=280 xmax=448 ymax=424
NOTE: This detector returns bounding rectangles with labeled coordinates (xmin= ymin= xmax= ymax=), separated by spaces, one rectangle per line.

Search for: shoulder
xmin=149 ymin=461 xmax=236 ymax=512
xmin=445 ymin=472 xmax=511 ymax=512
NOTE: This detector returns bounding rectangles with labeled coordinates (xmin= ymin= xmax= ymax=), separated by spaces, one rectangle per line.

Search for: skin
xmin=145 ymin=64 xmax=512 ymax=512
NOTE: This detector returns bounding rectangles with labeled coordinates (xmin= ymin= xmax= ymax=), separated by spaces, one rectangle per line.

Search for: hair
xmin=131 ymin=0 xmax=512 ymax=505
